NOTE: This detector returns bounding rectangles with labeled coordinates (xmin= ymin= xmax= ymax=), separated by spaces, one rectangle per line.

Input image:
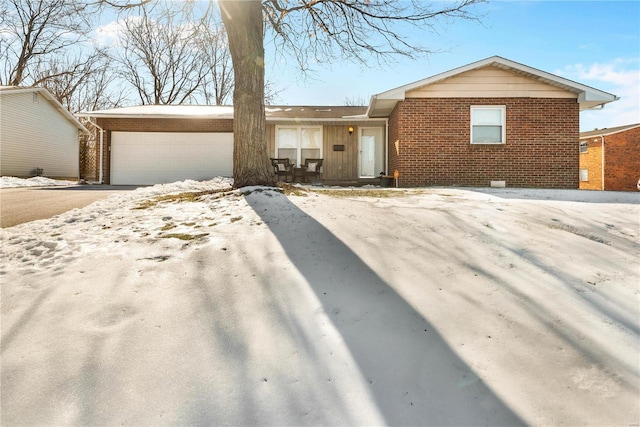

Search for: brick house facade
xmin=579 ymin=124 xmax=640 ymax=191
xmin=79 ymin=56 xmax=618 ymax=187
xmin=388 ymin=97 xmax=579 ymax=188
xmin=370 ymin=56 xmax=617 ymax=188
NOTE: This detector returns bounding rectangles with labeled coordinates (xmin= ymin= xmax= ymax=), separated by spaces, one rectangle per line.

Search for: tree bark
xmin=219 ymin=0 xmax=275 ymax=188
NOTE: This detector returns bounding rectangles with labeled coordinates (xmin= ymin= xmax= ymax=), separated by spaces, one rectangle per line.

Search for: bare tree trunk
xmin=219 ymin=0 xmax=275 ymax=188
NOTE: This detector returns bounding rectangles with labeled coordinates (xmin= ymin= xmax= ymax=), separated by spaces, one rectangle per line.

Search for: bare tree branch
xmin=114 ymin=1 xmax=227 ymax=105
xmin=34 ymin=50 xmax=126 ymax=113
xmin=0 ymin=0 xmax=96 ymax=86
xmin=263 ymin=0 xmax=484 ymax=72
xmin=223 ymin=0 xmax=484 ymax=186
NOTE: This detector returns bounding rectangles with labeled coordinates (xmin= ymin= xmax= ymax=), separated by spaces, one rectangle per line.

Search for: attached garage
xmin=80 ymin=104 xmax=388 ymax=186
xmin=77 ymin=105 xmax=235 ymax=185
xmin=111 ymin=131 xmax=233 ymax=185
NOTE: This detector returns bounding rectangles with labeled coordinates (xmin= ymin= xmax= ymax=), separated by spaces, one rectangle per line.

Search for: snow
xmin=77 ymin=104 xmax=234 ymax=119
xmin=1 ymin=179 xmax=639 ymax=426
xmin=0 ymin=176 xmax=78 ymax=188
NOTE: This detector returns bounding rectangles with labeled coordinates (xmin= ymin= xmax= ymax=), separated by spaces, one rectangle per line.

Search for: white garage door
xmin=111 ymin=131 xmax=233 ymax=185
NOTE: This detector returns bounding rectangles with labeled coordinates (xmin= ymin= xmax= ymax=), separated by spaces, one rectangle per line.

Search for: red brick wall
xmin=96 ymin=118 xmax=233 ymax=184
xmin=388 ymin=107 xmax=401 ymax=177
xmin=388 ymin=98 xmax=580 ymax=188
xmin=603 ymin=127 xmax=640 ymax=191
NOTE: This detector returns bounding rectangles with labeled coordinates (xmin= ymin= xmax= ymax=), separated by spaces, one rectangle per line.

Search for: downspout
xmin=77 ymin=129 xmax=82 ymax=181
xmin=385 ymin=118 xmax=389 ymax=175
xmin=600 ymin=135 xmax=605 ymax=191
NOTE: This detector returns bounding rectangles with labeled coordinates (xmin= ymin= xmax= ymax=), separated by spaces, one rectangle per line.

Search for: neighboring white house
xmin=0 ymin=86 xmax=88 ymax=179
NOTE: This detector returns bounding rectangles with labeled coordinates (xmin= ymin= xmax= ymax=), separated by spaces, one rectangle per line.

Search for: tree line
xmin=0 ymin=0 xmax=235 ymax=113
xmin=1 ymin=0 xmax=483 ymax=187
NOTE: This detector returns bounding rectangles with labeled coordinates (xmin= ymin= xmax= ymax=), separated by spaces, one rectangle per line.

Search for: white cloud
xmin=557 ymin=58 xmax=640 ymax=131
xmin=91 ymin=16 xmax=143 ymax=48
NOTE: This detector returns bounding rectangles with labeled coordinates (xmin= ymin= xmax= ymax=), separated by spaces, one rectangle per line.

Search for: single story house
xmin=0 ymin=86 xmax=88 ymax=179
xmin=579 ymin=123 xmax=640 ymax=191
xmin=78 ymin=56 xmax=618 ymax=187
xmin=77 ymin=105 xmax=384 ymax=185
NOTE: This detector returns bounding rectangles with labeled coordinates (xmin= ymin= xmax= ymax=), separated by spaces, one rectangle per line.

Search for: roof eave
xmin=578 ymin=92 xmax=620 ymax=111
xmin=76 ymin=113 xmax=235 ymax=120
xmin=366 ymin=55 xmax=620 ymax=116
xmin=2 ymin=87 xmax=89 ymax=133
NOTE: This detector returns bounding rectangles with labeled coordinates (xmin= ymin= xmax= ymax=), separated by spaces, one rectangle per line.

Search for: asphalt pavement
xmin=0 ymin=185 xmax=138 ymax=228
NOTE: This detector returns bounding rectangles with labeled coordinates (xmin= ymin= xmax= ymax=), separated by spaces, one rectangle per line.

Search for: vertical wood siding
xmin=267 ymin=122 xmax=385 ymax=182
xmin=322 ymin=124 xmax=359 ymax=181
xmin=1 ymin=92 xmax=79 ymax=178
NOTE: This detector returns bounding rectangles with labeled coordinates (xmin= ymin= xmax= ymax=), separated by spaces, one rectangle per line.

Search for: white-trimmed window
xmin=579 ymin=141 xmax=588 ymax=153
xmin=276 ymin=126 xmax=322 ymax=166
xmin=580 ymin=169 xmax=589 ymax=182
xmin=471 ymin=106 xmax=506 ymax=144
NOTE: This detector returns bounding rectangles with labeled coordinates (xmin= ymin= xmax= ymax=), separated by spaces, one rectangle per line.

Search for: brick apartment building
xmin=579 ymin=123 xmax=640 ymax=191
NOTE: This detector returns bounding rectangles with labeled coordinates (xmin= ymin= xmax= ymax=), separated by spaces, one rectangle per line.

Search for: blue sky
xmin=265 ymin=1 xmax=640 ymax=131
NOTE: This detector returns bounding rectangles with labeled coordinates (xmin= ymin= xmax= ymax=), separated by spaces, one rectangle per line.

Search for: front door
xmin=359 ymin=128 xmax=382 ymax=178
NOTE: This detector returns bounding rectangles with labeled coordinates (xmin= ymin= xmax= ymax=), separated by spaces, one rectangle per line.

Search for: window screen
xmin=471 ymin=106 xmax=505 ymax=144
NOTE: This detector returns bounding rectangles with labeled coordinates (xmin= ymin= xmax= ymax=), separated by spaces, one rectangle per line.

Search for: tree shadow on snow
xmin=246 ymin=191 xmax=524 ymax=426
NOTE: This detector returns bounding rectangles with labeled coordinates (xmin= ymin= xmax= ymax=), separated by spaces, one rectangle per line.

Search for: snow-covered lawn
xmin=1 ymin=179 xmax=638 ymax=426
xmin=0 ymin=176 xmax=79 ymax=188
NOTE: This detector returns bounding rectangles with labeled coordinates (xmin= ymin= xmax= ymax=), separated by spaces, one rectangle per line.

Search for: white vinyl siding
xmin=471 ymin=106 xmax=506 ymax=144
xmin=0 ymin=92 xmax=79 ymax=178
xmin=406 ymin=66 xmax=578 ymax=99
xmin=275 ymin=126 xmax=322 ymax=166
xmin=110 ymin=131 xmax=232 ymax=185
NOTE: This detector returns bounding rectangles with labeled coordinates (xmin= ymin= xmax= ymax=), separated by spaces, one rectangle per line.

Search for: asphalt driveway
xmin=0 ymin=185 xmax=138 ymax=228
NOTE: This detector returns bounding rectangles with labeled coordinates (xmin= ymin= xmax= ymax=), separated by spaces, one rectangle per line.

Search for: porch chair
xmin=303 ymin=158 xmax=323 ymax=182
xmin=270 ymin=158 xmax=293 ymax=182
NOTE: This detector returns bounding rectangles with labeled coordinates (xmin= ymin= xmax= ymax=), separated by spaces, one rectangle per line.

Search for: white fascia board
xmin=266 ymin=117 xmax=385 ymax=124
xmin=364 ymin=95 xmax=377 ymax=117
xmin=76 ymin=112 xmax=376 ymax=122
xmin=368 ymin=55 xmax=619 ymax=113
xmin=371 ymin=56 xmax=506 ymax=99
xmin=495 ymin=57 xmax=617 ymax=100
xmin=76 ymin=112 xmax=235 ymax=119
xmin=77 ymin=105 xmax=235 ymax=120
xmin=578 ymin=90 xmax=621 ymax=103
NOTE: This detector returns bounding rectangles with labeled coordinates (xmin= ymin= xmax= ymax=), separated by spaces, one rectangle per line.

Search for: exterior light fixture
xmin=348 ymin=126 xmax=354 ymax=135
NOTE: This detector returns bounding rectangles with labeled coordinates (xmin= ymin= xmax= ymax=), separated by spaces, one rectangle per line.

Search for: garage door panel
xmin=111 ymin=132 xmax=233 ymax=185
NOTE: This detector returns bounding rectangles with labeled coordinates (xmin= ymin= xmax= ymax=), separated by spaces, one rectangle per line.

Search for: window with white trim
xmin=471 ymin=106 xmax=506 ymax=144
xmin=580 ymin=169 xmax=589 ymax=181
xmin=579 ymin=141 xmax=588 ymax=153
xmin=276 ymin=126 xmax=322 ymax=166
